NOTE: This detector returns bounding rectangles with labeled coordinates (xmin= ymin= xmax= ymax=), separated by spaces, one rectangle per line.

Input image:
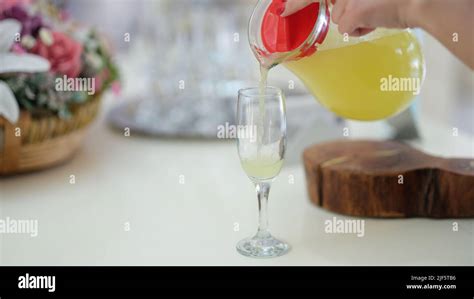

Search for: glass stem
xmin=255 ymin=182 xmax=271 ymax=238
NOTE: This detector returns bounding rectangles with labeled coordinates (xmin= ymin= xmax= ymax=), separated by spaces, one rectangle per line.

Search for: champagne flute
xmin=236 ymin=87 xmax=289 ymax=258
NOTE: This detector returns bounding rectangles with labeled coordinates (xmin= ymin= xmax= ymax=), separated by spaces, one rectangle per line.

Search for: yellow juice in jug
xmin=284 ymin=25 xmax=425 ymax=121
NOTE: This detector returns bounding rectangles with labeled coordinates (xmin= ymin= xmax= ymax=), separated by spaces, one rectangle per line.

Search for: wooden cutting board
xmin=303 ymin=140 xmax=474 ymax=218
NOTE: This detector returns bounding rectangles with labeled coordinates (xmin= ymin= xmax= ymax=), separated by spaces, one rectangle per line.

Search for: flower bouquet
xmin=0 ymin=0 xmax=119 ymax=175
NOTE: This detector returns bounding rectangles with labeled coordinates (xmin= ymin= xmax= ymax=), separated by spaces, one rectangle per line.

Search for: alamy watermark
xmin=380 ymin=75 xmax=421 ymax=95
xmin=18 ymin=273 xmax=55 ymax=293
xmin=0 ymin=217 xmax=38 ymax=237
xmin=217 ymin=122 xmax=257 ymax=141
xmin=55 ymin=75 xmax=95 ymax=95
xmin=324 ymin=216 xmax=365 ymax=237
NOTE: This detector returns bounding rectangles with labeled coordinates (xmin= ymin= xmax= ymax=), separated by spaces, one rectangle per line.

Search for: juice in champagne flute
xmin=241 ymin=158 xmax=284 ymax=181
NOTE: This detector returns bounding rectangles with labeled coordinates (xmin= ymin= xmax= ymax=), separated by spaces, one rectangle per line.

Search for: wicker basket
xmin=0 ymin=97 xmax=101 ymax=176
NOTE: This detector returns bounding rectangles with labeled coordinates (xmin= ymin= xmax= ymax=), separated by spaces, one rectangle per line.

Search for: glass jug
xmin=249 ymin=0 xmax=426 ymax=121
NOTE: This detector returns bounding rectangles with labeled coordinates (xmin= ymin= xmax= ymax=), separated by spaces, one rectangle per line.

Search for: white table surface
xmin=0 ymin=96 xmax=473 ymax=266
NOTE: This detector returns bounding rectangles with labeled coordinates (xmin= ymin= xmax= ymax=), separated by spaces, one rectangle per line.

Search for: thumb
xmin=281 ymin=0 xmax=317 ymax=17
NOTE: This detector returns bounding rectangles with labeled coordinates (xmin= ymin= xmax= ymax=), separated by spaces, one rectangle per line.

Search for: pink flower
xmin=0 ymin=0 xmax=31 ymax=13
xmin=31 ymin=31 xmax=83 ymax=78
xmin=111 ymin=81 xmax=121 ymax=96
xmin=12 ymin=43 xmax=26 ymax=54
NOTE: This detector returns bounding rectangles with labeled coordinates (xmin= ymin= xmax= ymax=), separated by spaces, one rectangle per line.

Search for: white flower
xmin=0 ymin=19 xmax=50 ymax=124
xmin=38 ymin=28 xmax=53 ymax=46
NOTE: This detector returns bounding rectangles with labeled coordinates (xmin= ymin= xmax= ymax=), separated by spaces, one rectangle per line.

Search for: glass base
xmin=236 ymin=232 xmax=290 ymax=258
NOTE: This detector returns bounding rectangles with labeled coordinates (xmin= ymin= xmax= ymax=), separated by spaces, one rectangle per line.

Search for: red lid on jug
xmin=261 ymin=0 xmax=329 ymax=57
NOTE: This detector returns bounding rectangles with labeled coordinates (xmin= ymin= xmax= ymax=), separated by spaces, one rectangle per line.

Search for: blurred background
xmin=62 ymin=0 xmax=473 ymax=161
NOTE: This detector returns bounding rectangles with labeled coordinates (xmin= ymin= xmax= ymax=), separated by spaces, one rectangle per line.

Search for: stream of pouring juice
xmin=258 ymin=66 xmax=269 ymax=119
xmin=284 ymin=27 xmax=425 ymax=121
